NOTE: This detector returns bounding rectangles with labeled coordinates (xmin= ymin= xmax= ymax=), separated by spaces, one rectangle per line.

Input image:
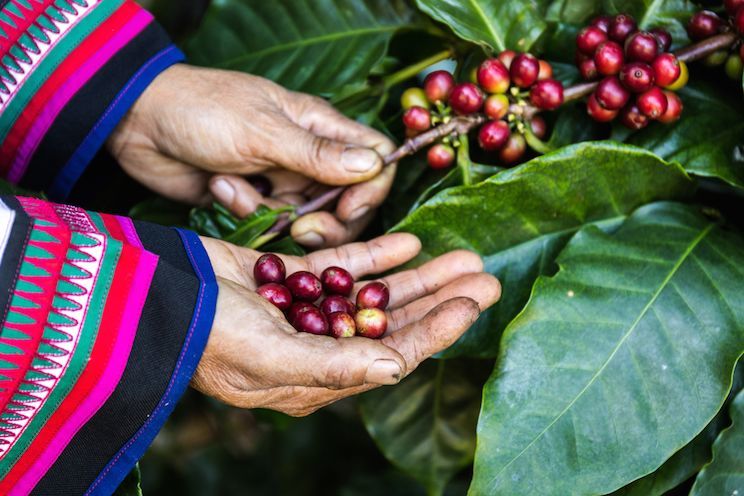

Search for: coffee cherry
xmin=650 ymin=28 xmax=672 ymax=52
xmin=530 ymin=115 xmax=547 ymax=139
xmin=499 ymin=133 xmax=527 ymax=165
xmin=591 ymin=15 xmax=612 ymax=33
xmin=619 ymin=62 xmax=655 ymax=93
xmin=657 ymin=91 xmax=683 ymax=124
xmin=587 ymin=93 xmax=619 ymax=122
xmin=247 ymin=175 xmax=273 ymax=197
xmin=402 ymin=106 xmax=431 ymax=132
xmin=530 ymin=79 xmax=564 ymax=110
xmin=256 ymin=283 xmax=293 ymax=311
xmin=594 ymin=41 xmax=625 ymax=76
xmin=652 ymin=53 xmax=681 ymax=87
xmin=288 ymin=302 xmax=315 ymax=324
xmin=320 ymin=295 xmax=356 ymax=317
xmin=423 ymin=70 xmax=455 ymax=103
xmin=725 ymin=53 xmax=744 ymax=80
xmin=291 ymin=304 xmax=329 ymax=335
xmin=637 ymin=87 xmax=668 ymax=119
xmin=595 ymin=76 xmax=630 ymax=110
xmin=625 ymin=32 xmax=659 ymax=63
xmin=726 ymin=0 xmax=744 ymax=15
xmin=448 ymin=82 xmax=484 ymax=114
xmin=477 ymin=58 xmax=510 ymax=94
xmin=577 ymin=26 xmax=608 ymax=55
xmin=736 ymin=8 xmax=744 ymax=34
xmin=537 ymin=60 xmax=553 ymax=80
xmin=285 ymin=271 xmax=323 ymax=302
xmin=321 ymin=266 xmax=354 ymax=296
xmin=328 ymin=312 xmax=356 ymax=338
xmin=355 ymin=308 xmax=387 ymax=339
xmin=254 ymin=253 xmax=286 ymax=285
xmin=478 ymin=120 xmax=511 ymax=151
xmin=510 ymin=53 xmax=540 ymax=88
xmin=484 ymin=94 xmax=510 ymax=120
xmin=687 ymin=11 xmax=722 ymax=41
xmin=498 ymin=49 xmax=517 ymax=69
xmin=356 ymin=281 xmax=390 ymax=310
xmin=427 ymin=144 xmax=455 ymax=169
xmin=665 ymin=60 xmax=688 ymax=90
xmin=401 ymin=87 xmax=429 ymax=110
xmin=703 ymin=50 xmax=728 ymax=67
xmin=578 ymin=58 xmax=599 ymax=80
xmin=608 ymin=14 xmax=637 ymax=43
xmin=620 ymin=102 xmax=650 ymax=130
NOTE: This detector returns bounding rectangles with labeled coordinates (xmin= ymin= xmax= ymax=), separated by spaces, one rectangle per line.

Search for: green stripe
xmin=0 ymin=0 xmax=124 ymax=144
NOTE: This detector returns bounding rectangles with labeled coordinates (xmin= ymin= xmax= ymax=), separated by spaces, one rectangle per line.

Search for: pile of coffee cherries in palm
xmin=253 ymin=254 xmax=390 ymax=339
xmin=576 ymin=14 xmax=685 ymax=128
xmin=400 ymin=51 xmax=564 ymax=169
xmin=686 ymin=2 xmax=744 ymax=81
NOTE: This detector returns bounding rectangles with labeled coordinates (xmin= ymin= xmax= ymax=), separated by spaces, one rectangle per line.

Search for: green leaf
xmin=392 ymin=142 xmax=694 ymax=358
xmin=185 ymin=0 xmax=415 ymax=94
xmin=414 ymin=0 xmax=548 ymax=52
xmin=691 ymin=386 xmax=744 ymax=496
xmin=113 ymin=463 xmax=142 ymax=496
xmin=360 ymin=360 xmax=488 ymax=496
xmin=471 ymin=202 xmax=744 ymax=496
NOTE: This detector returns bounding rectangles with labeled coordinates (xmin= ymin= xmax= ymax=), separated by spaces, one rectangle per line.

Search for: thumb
xmin=273 ymin=121 xmax=384 ymax=185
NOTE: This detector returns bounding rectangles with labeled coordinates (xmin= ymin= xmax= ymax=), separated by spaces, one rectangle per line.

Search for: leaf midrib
xmin=639 ymin=0 xmax=664 ymax=29
xmin=484 ymin=222 xmax=715 ymax=490
xmin=467 ymin=0 xmax=504 ymax=50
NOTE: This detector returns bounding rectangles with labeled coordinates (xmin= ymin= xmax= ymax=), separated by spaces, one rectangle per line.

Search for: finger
xmin=336 ymin=162 xmax=397 ymax=223
xmin=355 ymin=250 xmax=485 ymax=309
xmin=382 ymin=297 xmax=481 ymax=371
xmin=263 ymin=169 xmax=313 ymax=196
xmin=276 ymin=193 xmax=306 ymax=206
xmin=388 ymin=273 xmax=501 ymax=332
xmin=301 ymin=233 xmax=422 ymax=278
xmin=209 ymin=175 xmax=285 ymax=218
xmin=290 ymin=210 xmax=374 ymax=248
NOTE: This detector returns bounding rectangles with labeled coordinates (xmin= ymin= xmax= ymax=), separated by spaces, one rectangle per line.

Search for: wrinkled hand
xmin=193 ymin=234 xmax=500 ymax=416
xmin=108 ymin=64 xmax=396 ymax=248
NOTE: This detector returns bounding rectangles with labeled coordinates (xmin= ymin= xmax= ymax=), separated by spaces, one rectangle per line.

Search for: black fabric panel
xmin=20 ymin=21 xmax=172 ymax=195
xmin=32 ymin=225 xmax=200 ymax=495
xmin=0 ymin=195 xmax=32 ymax=324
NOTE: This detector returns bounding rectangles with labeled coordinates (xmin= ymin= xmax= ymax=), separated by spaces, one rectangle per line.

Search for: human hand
xmin=108 ymin=64 xmax=396 ymax=248
xmin=192 ymin=233 xmax=500 ymax=416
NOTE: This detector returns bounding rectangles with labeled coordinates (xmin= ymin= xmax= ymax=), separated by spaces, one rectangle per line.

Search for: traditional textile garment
xmin=0 ymin=1 xmax=218 ymax=494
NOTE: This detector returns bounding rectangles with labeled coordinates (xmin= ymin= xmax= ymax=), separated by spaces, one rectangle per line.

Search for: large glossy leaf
xmin=471 ymin=202 xmax=744 ymax=495
xmin=359 ymin=360 xmax=488 ymax=496
xmin=691 ymin=387 xmax=744 ymax=496
xmin=185 ymin=0 xmax=415 ymax=94
xmin=414 ymin=0 xmax=548 ymax=52
xmin=392 ymin=142 xmax=694 ymax=358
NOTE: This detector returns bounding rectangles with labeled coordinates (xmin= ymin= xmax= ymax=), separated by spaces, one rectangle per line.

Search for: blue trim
xmin=48 ymin=45 xmax=185 ymax=200
xmin=86 ymin=229 xmax=217 ymax=496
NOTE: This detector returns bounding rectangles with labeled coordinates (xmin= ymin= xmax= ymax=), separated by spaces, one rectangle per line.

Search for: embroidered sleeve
xmin=0 ymin=0 xmax=184 ymax=200
xmin=0 ymin=195 xmax=217 ymax=495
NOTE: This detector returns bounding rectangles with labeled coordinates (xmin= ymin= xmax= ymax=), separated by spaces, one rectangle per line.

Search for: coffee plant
xmin=125 ymin=0 xmax=744 ymax=494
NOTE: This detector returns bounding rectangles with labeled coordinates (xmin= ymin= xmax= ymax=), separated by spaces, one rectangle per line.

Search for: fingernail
xmin=348 ymin=205 xmax=370 ymax=222
xmin=212 ymin=179 xmax=235 ymax=205
xmin=294 ymin=231 xmax=324 ymax=247
xmin=342 ymin=147 xmax=380 ymax=173
xmin=366 ymin=359 xmax=402 ymax=385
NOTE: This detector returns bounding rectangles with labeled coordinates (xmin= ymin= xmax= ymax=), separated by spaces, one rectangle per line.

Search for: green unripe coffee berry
xmin=401 ymin=88 xmax=430 ymax=110
xmin=725 ymin=53 xmax=744 ymax=81
xmin=703 ymin=50 xmax=728 ymax=67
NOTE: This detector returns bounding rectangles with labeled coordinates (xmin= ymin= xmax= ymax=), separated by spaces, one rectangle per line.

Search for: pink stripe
xmin=11 ymin=251 xmax=159 ymax=495
xmin=114 ymin=216 xmax=144 ymax=249
xmin=7 ymin=9 xmax=152 ymax=182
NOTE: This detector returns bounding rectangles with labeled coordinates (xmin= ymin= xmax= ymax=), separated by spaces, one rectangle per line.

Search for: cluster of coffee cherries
xmin=576 ymin=14 xmax=685 ymax=129
xmin=253 ymin=254 xmax=390 ymax=339
xmin=687 ymin=2 xmax=744 ymax=81
xmin=400 ymin=51 xmax=564 ymax=169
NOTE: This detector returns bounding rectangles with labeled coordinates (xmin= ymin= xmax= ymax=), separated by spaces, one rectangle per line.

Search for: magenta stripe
xmin=11 ymin=251 xmax=158 ymax=495
xmin=8 ymin=9 xmax=153 ymax=183
xmin=114 ymin=216 xmax=144 ymax=249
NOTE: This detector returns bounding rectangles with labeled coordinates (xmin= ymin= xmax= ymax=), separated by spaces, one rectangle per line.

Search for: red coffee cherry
xmin=321 ymin=266 xmax=354 ymax=296
xmin=652 ymin=53 xmax=681 ymax=87
xmin=637 ymin=87 xmax=668 ymax=119
xmin=478 ymin=120 xmax=511 ymax=151
xmin=499 ymin=133 xmax=527 ymax=165
xmin=625 ymin=32 xmax=659 ymax=63
xmin=427 ymin=144 xmax=455 ymax=169
xmin=256 ymin=283 xmax=293 ymax=311
xmin=591 ymin=15 xmax=612 ymax=33
xmin=402 ymin=106 xmax=431 ymax=132
xmin=594 ymin=41 xmax=625 ymax=76
xmin=608 ymin=14 xmax=637 ymax=43
xmin=650 ymin=28 xmax=672 ymax=52
xmin=484 ymin=94 xmax=510 ymax=120
xmin=577 ymin=26 xmax=608 ymax=55
xmin=285 ymin=271 xmax=323 ymax=302
xmin=537 ymin=60 xmax=553 ymax=80
xmin=687 ymin=11 xmax=723 ymax=41
xmin=497 ymin=49 xmax=517 ymax=69
xmin=510 ymin=53 xmax=540 ymax=88
xmin=448 ymin=82 xmax=484 ymax=114
xmin=579 ymin=58 xmax=599 ymax=80
xmin=477 ymin=58 xmax=510 ymax=94
xmin=530 ymin=115 xmax=547 ymax=139
xmin=355 ymin=308 xmax=388 ymax=339
xmin=291 ymin=304 xmax=329 ymax=335
xmin=595 ymin=76 xmax=630 ymax=110
xmin=356 ymin=282 xmax=390 ymax=310
xmin=328 ymin=312 xmax=356 ymax=338
xmin=657 ymin=91 xmax=683 ymax=123
xmin=620 ymin=102 xmax=650 ymax=130
xmin=423 ymin=70 xmax=455 ymax=103
xmin=254 ymin=253 xmax=286 ymax=285
xmin=726 ymin=0 xmax=744 ymax=15
xmin=320 ymin=295 xmax=356 ymax=317
xmin=620 ymin=62 xmax=655 ymax=93
xmin=587 ymin=93 xmax=619 ymax=122
xmin=288 ymin=302 xmax=315 ymax=323
xmin=736 ymin=7 xmax=744 ymax=35
xmin=530 ymin=79 xmax=564 ymax=110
